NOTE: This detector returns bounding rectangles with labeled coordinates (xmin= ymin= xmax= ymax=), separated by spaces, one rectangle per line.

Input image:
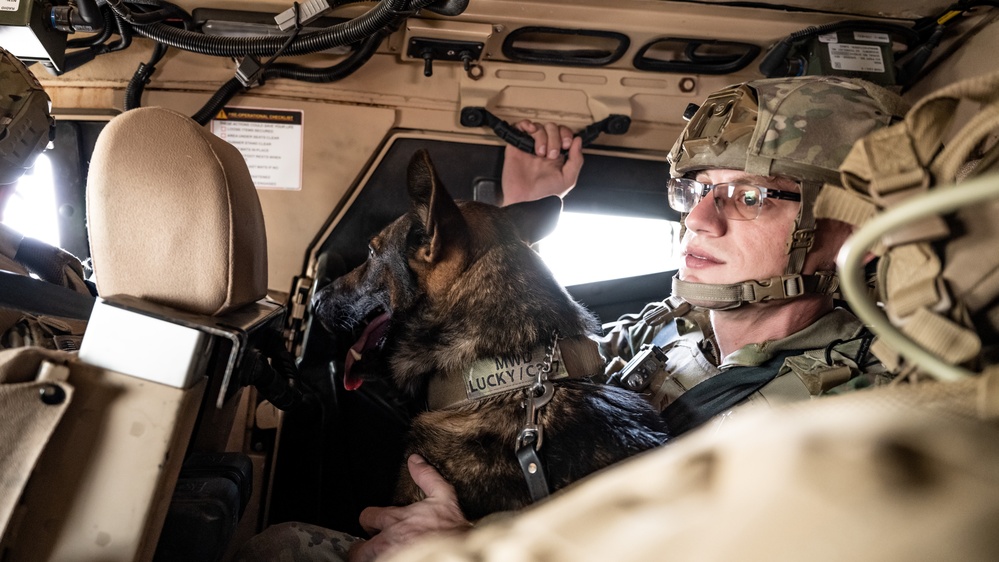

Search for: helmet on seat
xmin=667 ymin=75 xmax=908 ymax=310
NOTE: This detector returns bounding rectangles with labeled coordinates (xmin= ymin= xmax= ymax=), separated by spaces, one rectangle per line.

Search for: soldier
xmin=237 ymin=75 xmax=909 ymax=562
xmin=0 ymin=47 xmax=91 ymax=350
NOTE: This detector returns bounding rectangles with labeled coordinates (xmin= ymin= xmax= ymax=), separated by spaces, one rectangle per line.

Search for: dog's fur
xmin=313 ymin=150 xmax=667 ymax=520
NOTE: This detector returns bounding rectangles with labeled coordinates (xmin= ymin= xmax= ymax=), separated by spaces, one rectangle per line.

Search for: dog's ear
xmin=407 ymin=149 xmax=468 ymax=263
xmin=503 ymin=195 xmax=563 ymax=245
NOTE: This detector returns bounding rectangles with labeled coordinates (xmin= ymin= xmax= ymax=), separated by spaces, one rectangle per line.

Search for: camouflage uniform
xmin=233 ymin=522 xmax=359 ymax=562
xmin=0 ymin=224 xmax=90 ymax=351
xmin=234 ymin=76 xmax=910 ymax=559
xmin=0 ymin=49 xmax=87 ymax=351
xmin=668 ymin=76 xmax=908 ymax=309
xmin=598 ymin=299 xmax=892 ymax=423
xmin=670 ymin=76 xmax=907 ymax=184
xmin=592 ymin=76 xmax=905 ymax=429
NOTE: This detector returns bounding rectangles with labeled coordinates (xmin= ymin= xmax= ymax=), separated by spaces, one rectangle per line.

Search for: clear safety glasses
xmin=667 ymin=177 xmax=802 ymax=221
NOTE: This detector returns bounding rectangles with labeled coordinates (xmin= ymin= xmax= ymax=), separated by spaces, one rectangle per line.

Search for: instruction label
xmin=827 ymin=43 xmax=885 ymax=73
xmin=854 ymin=31 xmax=891 ymax=44
xmin=211 ymin=107 xmax=303 ymax=190
xmin=0 ymin=0 xmax=19 ymax=11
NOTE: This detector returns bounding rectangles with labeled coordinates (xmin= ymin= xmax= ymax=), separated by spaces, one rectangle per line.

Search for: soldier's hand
xmin=501 ymin=120 xmax=584 ymax=205
xmin=348 ymin=454 xmax=471 ymax=562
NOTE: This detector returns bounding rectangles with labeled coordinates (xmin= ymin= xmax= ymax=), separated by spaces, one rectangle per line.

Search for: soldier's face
xmin=678 ymin=169 xmax=800 ymax=287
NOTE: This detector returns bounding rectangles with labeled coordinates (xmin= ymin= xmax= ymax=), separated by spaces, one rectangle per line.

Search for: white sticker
xmin=0 ymin=0 xmax=19 ymax=11
xmin=817 ymin=33 xmax=839 ymax=44
xmin=854 ymin=31 xmax=891 ymax=44
xmin=210 ymin=106 xmax=304 ymax=190
xmin=827 ymin=43 xmax=885 ymax=73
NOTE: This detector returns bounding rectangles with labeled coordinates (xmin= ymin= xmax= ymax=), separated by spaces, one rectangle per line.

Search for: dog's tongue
xmin=343 ymin=312 xmax=391 ymax=391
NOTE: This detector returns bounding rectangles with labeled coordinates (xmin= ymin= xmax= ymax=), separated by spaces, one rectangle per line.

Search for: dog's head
xmin=313 ymin=149 xmax=565 ymax=394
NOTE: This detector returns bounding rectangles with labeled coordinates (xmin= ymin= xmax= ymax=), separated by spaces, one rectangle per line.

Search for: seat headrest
xmin=87 ymin=107 xmax=267 ymax=316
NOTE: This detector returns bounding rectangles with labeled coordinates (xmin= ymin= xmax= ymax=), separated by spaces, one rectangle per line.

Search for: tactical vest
xmin=815 ymin=70 xmax=999 ymax=378
xmin=597 ymin=297 xmax=890 ymax=418
xmin=0 ymin=224 xmax=90 ymax=351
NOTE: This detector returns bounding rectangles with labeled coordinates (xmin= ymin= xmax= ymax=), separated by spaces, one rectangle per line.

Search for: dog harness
xmin=425 ymin=333 xmax=605 ymax=502
xmin=425 ymin=335 xmax=604 ymax=410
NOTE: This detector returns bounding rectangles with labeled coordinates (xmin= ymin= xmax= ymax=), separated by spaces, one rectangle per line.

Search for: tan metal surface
xmin=3 ymin=362 xmax=205 ymax=561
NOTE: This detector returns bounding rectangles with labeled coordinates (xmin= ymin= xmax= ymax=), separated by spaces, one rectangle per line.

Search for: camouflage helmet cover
xmin=0 ymin=48 xmax=54 ymax=185
xmin=668 ymin=75 xmax=908 ymax=185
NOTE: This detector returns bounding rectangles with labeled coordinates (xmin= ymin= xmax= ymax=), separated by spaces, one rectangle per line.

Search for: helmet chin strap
xmin=672 ymin=272 xmax=840 ymax=310
xmin=783 ymin=181 xmax=821 ymax=276
xmin=673 ymin=181 xmax=837 ymax=310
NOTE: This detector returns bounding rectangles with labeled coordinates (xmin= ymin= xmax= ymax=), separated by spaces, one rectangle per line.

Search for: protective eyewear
xmin=667 ymin=177 xmax=801 ymax=221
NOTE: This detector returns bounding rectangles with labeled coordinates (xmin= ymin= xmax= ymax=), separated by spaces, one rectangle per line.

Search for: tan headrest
xmin=87 ymin=107 xmax=267 ymax=316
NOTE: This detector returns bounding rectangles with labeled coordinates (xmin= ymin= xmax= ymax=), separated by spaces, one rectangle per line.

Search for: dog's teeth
xmin=349 ymin=348 xmax=363 ymax=361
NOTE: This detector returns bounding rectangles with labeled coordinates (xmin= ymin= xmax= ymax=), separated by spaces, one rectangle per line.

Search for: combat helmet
xmin=667 ymin=75 xmax=908 ymax=309
xmin=1 ymin=48 xmax=54 ymax=185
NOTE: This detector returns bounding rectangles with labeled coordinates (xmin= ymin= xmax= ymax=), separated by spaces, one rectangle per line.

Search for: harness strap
xmin=0 ymin=270 xmax=95 ymax=321
xmin=661 ymin=349 xmax=803 ymax=436
xmin=516 ymin=435 xmax=550 ymax=502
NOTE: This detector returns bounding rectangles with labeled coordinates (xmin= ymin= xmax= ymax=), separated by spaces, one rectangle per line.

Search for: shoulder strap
xmin=0 ymin=270 xmax=95 ymax=321
xmin=661 ymin=349 xmax=802 ymax=437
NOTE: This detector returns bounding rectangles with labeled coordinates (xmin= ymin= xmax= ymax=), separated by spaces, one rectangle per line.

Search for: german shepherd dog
xmin=313 ymin=150 xmax=667 ymax=520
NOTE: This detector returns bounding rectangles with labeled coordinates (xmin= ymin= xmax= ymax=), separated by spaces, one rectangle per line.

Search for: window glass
xmin=1 ymin=154 xmax=60 ymax=247
xmin=537 ymin=211 xmax=682 ymax=286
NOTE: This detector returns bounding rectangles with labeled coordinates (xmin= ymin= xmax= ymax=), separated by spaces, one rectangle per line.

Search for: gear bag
xmin=815 ymin=70 xmax=999 ymax=374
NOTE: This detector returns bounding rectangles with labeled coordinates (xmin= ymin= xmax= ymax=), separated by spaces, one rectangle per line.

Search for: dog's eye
xmin=368 ymin=244 xmax=376 ymax=258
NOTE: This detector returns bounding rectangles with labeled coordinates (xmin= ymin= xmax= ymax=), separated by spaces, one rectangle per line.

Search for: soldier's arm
xmin=350 ymin=455 xmax=472 ymax=562
xmin=501 ymin=120 xmax=584 ymax=206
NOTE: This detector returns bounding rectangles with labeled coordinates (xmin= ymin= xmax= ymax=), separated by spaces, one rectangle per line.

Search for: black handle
xmin=460 ymin=106 xmax=631 ymax=155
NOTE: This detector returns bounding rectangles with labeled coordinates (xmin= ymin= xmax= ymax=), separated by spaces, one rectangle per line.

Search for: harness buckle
xmin=516 ymin=381 xmax=553 ymax=451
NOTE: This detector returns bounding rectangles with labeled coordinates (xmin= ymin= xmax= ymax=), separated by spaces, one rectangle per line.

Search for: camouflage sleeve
xmin=233 ymin=522 xmax=359 ymax=562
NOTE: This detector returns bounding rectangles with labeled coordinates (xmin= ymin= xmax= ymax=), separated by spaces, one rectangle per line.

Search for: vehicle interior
xmin=1 ymin=0 xmax=998 ymax=560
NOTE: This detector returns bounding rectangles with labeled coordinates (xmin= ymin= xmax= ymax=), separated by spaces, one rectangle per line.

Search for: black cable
xmin=900 ymin=3 xmax=999 ymax=92
xmin=189 ymin=2 xmax=305 ymax=124
xmin=131 ymin=0 xmax=430 ymax=58
xmin=190 ymin=6 xmax=398 ymax=124
xmin=106 ymin=14 xmax=133 ymax=52
xmin=123 ymin=41 xmax=168 ymax=110
xmin=191 ymin=77 xmax=245 ymax=125
xmin=105 ymin=0 xmax=188 ymax=26
xmin=252 ymin=2 xmax=305 ymax=83
xmin=263 ymin=27 xmax=389 ymax=83
xmin=67 ymin=5 xmax=115 ymax=48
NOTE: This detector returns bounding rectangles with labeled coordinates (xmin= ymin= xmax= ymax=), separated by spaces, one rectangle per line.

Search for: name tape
xmin=464 ymin=346 xmax=568 ymax=401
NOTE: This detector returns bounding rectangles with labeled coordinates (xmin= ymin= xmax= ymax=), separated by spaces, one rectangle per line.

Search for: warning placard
xmin=827 ymin=43 xmax=886 ymax=73
xmin=211 ymin=107 xmax=304 ymax=190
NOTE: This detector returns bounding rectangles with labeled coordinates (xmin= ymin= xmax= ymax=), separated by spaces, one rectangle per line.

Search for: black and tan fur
xmin=313 ymin=150 xmax=667 ymax=520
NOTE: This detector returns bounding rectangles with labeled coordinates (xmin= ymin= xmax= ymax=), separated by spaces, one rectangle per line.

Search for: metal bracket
xmin=407 ymin=37 xmax=484 ymax=77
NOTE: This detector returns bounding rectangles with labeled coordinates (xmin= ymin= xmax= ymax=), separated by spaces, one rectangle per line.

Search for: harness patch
xmin=464 ymin=346 xmax=568 ymax=401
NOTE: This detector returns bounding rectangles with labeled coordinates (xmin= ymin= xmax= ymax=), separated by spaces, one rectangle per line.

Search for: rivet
xmin=528 ymin=463 xmax=537 ymax=474
xmin=39 ymin=384 xmax=66 ymax=405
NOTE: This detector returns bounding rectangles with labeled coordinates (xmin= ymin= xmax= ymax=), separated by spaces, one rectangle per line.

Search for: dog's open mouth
xmin=343 ymin=311 xmax=391 ymax=390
